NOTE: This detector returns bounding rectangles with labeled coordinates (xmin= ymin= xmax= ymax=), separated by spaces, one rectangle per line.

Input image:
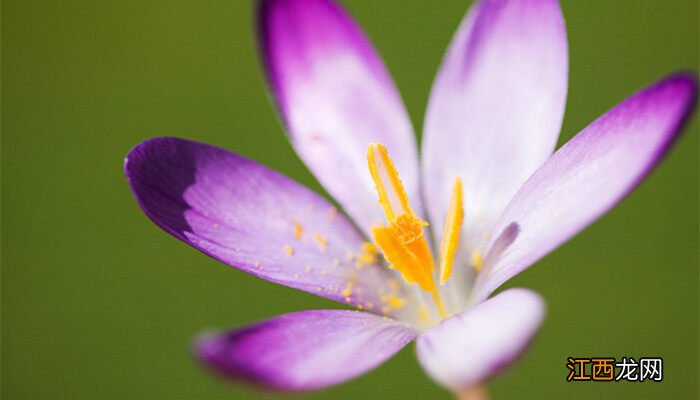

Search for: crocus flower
xmin=124 ymin=0 xmax=697 ymax=397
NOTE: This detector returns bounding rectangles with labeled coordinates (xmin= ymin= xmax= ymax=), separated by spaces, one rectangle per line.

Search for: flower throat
xmin=367 ymin=143 xmax=463 ymax=319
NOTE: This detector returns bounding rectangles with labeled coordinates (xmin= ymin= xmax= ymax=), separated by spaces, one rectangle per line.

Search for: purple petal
xmin=416 ymin=288 xmax=545 ymax=389
xmin=258 ymin=0 xmax=420 ymax=233
xmin=471 ymin=73 xmax=698 ymax=303
xmin=125 ymin=137 xmax=410 ymax=312
xmin=195 ymin=309 xmax=417 ymax=391
xmin=421 ymin=0 xmax=568 ymax=262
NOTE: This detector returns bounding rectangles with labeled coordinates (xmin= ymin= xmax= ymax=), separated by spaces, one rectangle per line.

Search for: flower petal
xmin=471 ymin=73 xmax=698 ymax=303
xmin=421 ymin=0 xmax=568 ymax=263
xmin=416 ymin=288 xmax=545 ymax=389
xmin=195 ymin=309 xmax=417 ymax=391
xmin=125 ymin=137 xmax=412 ymax=314
xmin=258 ymin=0 xmax=420 ymax=232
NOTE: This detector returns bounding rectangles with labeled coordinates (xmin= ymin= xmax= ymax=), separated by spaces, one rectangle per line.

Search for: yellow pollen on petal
xmin=283 ymin=245 xmax=294 ymax=256
xmin=293 ymin=223 xmax=303 ymax=240
xmin=439 ymin=178 xmax=464 ymax=284
xmin=471 ymin=251 xmax=484 ymax=272
xmin=355 ymin=242 xmax=378 ymax=268
xmin=313 ymin=234 xmax=328 ymax=252
xmin=388 ymin=278 xmax=401 ymax=293
xmin=380 ymin=294 xmax=405 ymax=310
xmin=367 ymin=143 xmax=445 ymax=318
xmin=362 ymin=242 xmax=378 ymax=255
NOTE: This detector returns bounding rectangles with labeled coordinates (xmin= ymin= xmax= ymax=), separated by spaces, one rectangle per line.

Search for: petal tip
xmin=123 ymin=136 xmax=190 ymax=206
xmin=192 ymin=311 xmax=416 ymax=392
xmin=193 ymin=330 xmax=223 ymax=365
xmin=657 ymin=71 xmax=698 ymax=102
xmin=124 ymin=136 xmax=181 ymax=178
xmin=646 ymin=71 xmax=699 ymax=153
xmin=643 ymin=72 xmax=698 ymax=114
xmin=671 ymin=71 xmax=698 ymax=107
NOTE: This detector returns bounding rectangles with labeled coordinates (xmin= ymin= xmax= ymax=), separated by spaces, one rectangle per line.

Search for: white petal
xmin=416 ymin=288 xmax=545 ymax=389
xmin=421 ymin=0 xmax=568 ymax=298
xmin=470 ymin=74 xmax=697 ymax=303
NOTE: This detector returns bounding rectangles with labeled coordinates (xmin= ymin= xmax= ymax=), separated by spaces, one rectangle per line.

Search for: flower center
xmin=367 ymin=143 xmax=464 ymax=320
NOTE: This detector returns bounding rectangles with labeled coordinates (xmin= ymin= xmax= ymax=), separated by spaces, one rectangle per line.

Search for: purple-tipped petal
xmin=196 ymin=309 xmax=417 ymax=391
xmin=471 ymin=73 xmax=698 ymax=303
xmin=422 ymin=0 xmax=568 ymax=263
xmin=416 ymin=289 xmax=545 ymax=389
xmin=258 ymin=0 xmax=420 ymax=233
xmin=125 ymin=137 xmax=409 ymax=312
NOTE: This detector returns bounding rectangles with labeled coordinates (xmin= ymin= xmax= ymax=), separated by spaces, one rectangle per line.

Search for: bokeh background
xmin=2 ymin=0 xmax=698 ymax=399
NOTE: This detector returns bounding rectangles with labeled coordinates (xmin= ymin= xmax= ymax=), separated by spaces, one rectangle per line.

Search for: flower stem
xmin=455 ymin=385 xmax=490 ymax=400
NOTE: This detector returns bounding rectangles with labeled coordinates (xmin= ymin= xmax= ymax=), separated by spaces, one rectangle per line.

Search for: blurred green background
xmin=2 ymin=0 xmax=697 ymax=399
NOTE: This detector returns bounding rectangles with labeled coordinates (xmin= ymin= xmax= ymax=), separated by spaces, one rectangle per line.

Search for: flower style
xmin=124 ymin=0 xmax=696 ymax=395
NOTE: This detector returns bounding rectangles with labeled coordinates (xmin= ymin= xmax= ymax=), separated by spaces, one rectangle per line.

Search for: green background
xmin=2 ymin=0 xmax=697 ymax=399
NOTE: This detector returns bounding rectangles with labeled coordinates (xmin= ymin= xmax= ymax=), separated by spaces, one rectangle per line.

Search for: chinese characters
xmin=566 ymin=357 xmax=663 ymax=382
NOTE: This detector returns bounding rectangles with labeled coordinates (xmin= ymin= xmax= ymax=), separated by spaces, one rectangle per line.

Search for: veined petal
xmin=471 ymin=73 xmax=697 ymax=303
xmin=258 ymin=0 xmax=420 ymax=233
xmin=195 ymin=310 xmax=417 ymax=391
xmin=422 ymin=0 xmax=568 ymax=271
xmin=125 ymin=137 xmax=411 ymax=314
xmin=416 ymin=288 xmax=545 ymax=389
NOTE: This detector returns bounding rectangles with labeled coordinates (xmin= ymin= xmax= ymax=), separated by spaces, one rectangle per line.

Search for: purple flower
xmin=124 ymin=0 xmax=696 ymax=395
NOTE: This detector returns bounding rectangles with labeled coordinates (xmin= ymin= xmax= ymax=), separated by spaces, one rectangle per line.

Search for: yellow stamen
xmin=367 ymin=143 xmax=445 ymax=318
xmin=389 ymin=214 xmax=429 ymax=244
xmin=430 ymin=290 xmax=448 ymax=318
xmin=439 ymin=178 xmax=464 ymax=284
xmin=367 ymin=143 xmax=413 ymax=220
xmin=387 ymin=263 xmax=416 ymax=284
xmin=372 ymin=226 xmax=426 ymax=288
xmin=418 ymin=304 xmax=431 ymax=325
xmin=284 ymin=245 xmax=294 ymax=256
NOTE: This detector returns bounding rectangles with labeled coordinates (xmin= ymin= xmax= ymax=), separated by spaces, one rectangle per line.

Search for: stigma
xmin=367 ymin=143 xmax=464 ymax=319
